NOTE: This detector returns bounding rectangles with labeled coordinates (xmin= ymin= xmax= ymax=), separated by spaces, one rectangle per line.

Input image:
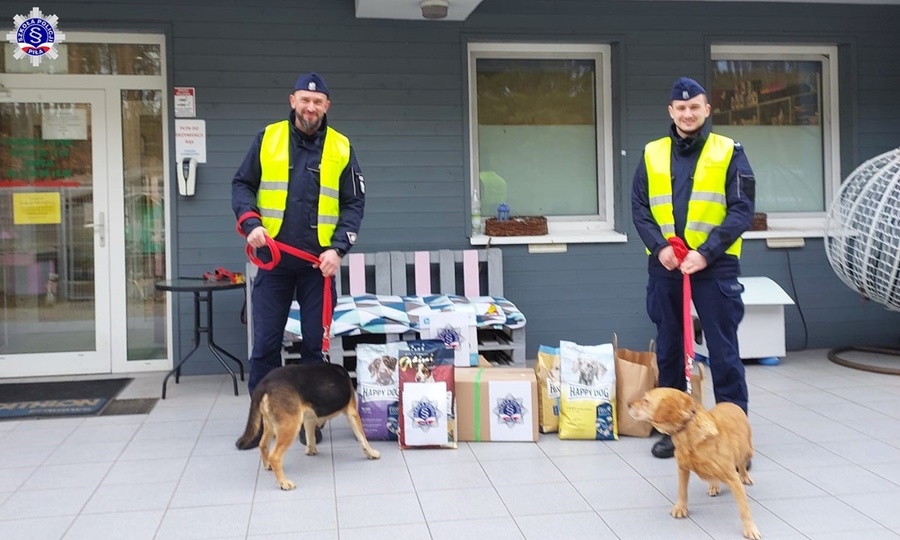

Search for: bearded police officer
xmin=232 ymin=73 xmax=365 ymax=444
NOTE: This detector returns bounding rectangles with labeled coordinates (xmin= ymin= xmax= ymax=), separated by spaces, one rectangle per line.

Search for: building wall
xmin=6 ymin=0 xmax=898 ymax=372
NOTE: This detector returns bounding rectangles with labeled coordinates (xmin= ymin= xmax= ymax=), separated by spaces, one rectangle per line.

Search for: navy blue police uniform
xmin=631 ymin=79 xmax=756 ymax=414
xmin=232 ymin=79 xmax=365 ymax=394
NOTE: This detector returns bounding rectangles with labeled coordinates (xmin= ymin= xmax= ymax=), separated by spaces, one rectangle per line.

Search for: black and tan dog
xmin=235 ymin=363 xmax=380 ymax=490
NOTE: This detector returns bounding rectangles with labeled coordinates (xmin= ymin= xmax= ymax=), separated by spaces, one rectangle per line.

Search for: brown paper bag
xmin=690 ymin=361 xmax=714 ymax=410
xmin=613 ymin=334 xmax=659 ymax=437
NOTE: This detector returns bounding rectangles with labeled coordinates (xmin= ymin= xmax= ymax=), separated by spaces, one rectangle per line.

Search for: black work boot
xmin=651 ymin=434 xmax=675 ymax=458
xmin=299 ymin=426 xmax=323 ymax=445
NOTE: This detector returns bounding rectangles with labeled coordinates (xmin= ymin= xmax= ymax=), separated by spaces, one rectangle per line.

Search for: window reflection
xmin=121 ymin=90 xmax=166 ymax=361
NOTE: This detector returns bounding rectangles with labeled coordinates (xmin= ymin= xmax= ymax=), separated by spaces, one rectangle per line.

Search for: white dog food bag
xmin=558 ymin=340 xmax=617 ymax=440
xmin=356 ymin=342 xmax=402 ymax=441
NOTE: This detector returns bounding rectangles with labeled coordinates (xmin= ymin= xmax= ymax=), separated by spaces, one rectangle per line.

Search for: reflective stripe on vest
xmin=258 ymin=121 xmax=350 ymax=245
xmin=644 ymin=132 xmax=741 ymax=257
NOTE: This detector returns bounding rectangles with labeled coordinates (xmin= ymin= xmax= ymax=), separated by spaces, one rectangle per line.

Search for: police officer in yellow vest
xmin=232 ymin=72 xmax=365 ymax=406
xmin=632 ymin=77 xmax=755 ymax=459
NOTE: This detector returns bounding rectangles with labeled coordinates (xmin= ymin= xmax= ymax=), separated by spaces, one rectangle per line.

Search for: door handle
xmin=83 ymin=211 xmax=106 ymax=247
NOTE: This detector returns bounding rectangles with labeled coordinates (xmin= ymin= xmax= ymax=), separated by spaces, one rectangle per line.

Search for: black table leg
xmin=202 ymin=290 xmax=242 ymax=396
xmin=160 ymin=289 xmax=246 ymax=399
xmin=161 ymin=290 xmax=203 ymax=399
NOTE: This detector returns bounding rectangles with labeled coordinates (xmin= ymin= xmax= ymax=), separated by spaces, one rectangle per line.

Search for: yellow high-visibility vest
xmin=258 ymin=120 xmax=349 ymax=246
xmin=644 ymin=132 xmax=741 ymax=257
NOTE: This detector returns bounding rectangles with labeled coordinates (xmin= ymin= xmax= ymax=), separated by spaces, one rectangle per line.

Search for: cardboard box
xmin=421 ymin=311 xmax=479 ymax=367
xmin=455 ymin=363 xmax=539 ymax=442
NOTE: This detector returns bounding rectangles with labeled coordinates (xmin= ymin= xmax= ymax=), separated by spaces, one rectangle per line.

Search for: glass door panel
xmin=0 ymin=89 xmax=110 ymax=376
xmin=121 ymin=89 xmax=166 ymax=361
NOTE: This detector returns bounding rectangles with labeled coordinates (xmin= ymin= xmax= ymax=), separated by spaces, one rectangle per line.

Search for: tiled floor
xmin=2 ymin=349 xmax=900 ymax=539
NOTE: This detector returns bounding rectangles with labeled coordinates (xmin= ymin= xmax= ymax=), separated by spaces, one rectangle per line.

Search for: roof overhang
xmin=354 ymin=0 xmax=484 ymax=21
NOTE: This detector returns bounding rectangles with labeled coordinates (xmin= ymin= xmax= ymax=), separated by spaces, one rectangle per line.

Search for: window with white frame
xmin=467 ymin=43 xmax=617 ymax=244
xmin=710 ymin=44 xmax=840 ymax=233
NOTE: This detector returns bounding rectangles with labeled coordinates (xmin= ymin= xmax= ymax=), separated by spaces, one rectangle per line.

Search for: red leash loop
xmin=667 ymin=237 xmax=694 ymax=394
xmin=236 ymin=212 xmax=333 ymax=355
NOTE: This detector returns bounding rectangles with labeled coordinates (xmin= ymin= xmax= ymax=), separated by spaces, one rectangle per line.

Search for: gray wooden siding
xmin=7 ymin=0 xmax=898 ymax=373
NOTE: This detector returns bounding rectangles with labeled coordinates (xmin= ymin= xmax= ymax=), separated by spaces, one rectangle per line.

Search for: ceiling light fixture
xmin=420 ymin=0 xmax=449 ymax=20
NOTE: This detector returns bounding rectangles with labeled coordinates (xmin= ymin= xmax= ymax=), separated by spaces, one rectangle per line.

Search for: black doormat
xmin=101 ymin=398 xmax=158 ymax=416
xmin=0 ymin=378 xmax=133 ymax=420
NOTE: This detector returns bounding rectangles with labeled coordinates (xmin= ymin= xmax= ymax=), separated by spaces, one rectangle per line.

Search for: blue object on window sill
xmin=497 ymin=203 xmax=510 ymax=221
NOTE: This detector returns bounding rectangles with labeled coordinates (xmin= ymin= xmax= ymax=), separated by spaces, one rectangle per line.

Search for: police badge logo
xmin=6 ymin=7 xmax=66 ymax=67
xmin=493 ymin=393 xmax=527 ymax=428
xmin=410 ymin=396 xmax=441 ymax=431
xmin=436 ymin=324 xmax=463 ymax=350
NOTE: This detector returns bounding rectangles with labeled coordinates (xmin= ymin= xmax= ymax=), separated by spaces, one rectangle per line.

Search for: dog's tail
xmin=235 ymin=390 xmax=264 ymax=450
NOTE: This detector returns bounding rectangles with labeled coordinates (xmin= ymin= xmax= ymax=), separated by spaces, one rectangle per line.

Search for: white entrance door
xmin=0 ymin=89 xmax=112 ymax=376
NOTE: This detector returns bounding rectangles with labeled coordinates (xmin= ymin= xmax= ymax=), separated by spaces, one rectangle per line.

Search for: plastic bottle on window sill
xmin=471 ymin=191 xmax=483 ymax=234
xmin=497 ymin=203 xmax=510 ymax=221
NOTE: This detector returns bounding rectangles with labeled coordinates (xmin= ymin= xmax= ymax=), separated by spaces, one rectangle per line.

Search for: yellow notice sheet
xmin=13 ymin=192 xmax=62 ymax=225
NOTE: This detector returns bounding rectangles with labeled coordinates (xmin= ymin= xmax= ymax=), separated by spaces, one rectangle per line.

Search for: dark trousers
xmin=248 ymin=264 xmax=336 ymax=394
xmin=646 ymin=275 xmax=749 ymax=413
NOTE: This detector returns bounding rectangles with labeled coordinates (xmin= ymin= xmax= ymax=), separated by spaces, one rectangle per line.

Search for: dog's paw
xmin=366 ymin=449 xmax=381 ymax=460
xmin=278 ymin=479 xmax=296 ymax=491
xmin=670 ymin=504 xmax=689 ymax=519
xmin=741 ymin=473 xmax=754 ymax=486
xmin=708 ymin=483 xmax=721 ymax=496
xmin=305 ymin=447 xmax=318 ymax=456
xmin=743 ymin=523 xmax=761 ymax=539
xmin=263 ymin=462 xmax=272 ymax=471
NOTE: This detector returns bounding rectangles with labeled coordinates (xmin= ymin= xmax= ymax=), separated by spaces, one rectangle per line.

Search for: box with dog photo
xmin=455 ymin=363 xmax=538 ymax=442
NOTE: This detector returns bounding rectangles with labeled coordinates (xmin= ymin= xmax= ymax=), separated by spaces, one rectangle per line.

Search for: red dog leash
xmin=236 ymin=211 xmax=333 ymax=356
xmin=667 ymin=237 xmax=694 ymax=395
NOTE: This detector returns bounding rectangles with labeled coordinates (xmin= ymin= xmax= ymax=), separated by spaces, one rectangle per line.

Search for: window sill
xmin=470 ymin=221 xmax=628 ymax=246
xmin=741 ymin=215 xmax=825 ymax=240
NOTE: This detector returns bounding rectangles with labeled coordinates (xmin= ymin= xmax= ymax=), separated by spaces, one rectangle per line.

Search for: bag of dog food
xmin=356 ymin=342 xmax=402 ymax=441
xmin=398 ymin=339 xmax=457 ymax=449
xmin=535 ymin=345 xmax=561 ymax=433
xmin=613 ymin=334 xmax=658 ymax=438
xmin=558 ymin=340 xmax=617 ymax=440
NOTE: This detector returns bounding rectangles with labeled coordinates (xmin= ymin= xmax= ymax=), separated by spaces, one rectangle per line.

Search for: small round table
xmin=155 ymin=278 xmax=246 ymax=399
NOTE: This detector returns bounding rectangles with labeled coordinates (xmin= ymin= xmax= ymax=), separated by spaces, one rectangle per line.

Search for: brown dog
xmin=235 ymin=363 xmax=380 ymax=490
xmin=628 ymin=387 xmax=758 ymax=540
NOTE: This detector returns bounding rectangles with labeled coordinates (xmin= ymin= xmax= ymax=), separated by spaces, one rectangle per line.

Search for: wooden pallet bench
xmin=245 ymin=248 xmax=526 ymax=373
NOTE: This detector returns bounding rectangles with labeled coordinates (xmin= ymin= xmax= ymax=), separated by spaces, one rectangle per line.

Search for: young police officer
xmin=631 ymin=77 xmax=755 ymax=459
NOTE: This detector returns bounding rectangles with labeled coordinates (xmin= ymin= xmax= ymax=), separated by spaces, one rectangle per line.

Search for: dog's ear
xmin=368 ymin=360 xmax=379 ymax=376
xmin=693 ymin=413 xmax=719 ymax=440
xmin=385 ymin=356 xmax=397 ymax=370
xmin=652 ymin=396 xmax=681 ymax=424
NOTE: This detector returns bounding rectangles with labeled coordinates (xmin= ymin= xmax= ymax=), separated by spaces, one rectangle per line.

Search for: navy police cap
xmin=671 ymin=77 xmax=706 ymax=101
xmin=292 ymin=72 xmax=329 ymax=97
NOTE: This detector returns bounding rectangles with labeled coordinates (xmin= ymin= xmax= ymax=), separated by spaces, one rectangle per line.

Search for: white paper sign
xmin=488 ymin=380 xmax=533 ymax=441
xmin=402 ymin=381 xmax=448 ymax=446
xmin=42 ymin=107 xmax=87 ymax=140
xmin=175 ymin=119 xmax=207 ymax=163
xmin=174 ymin=87 xmax=196 ymax=118
xmin=421 ymin=311 xmax=478 ymax=367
